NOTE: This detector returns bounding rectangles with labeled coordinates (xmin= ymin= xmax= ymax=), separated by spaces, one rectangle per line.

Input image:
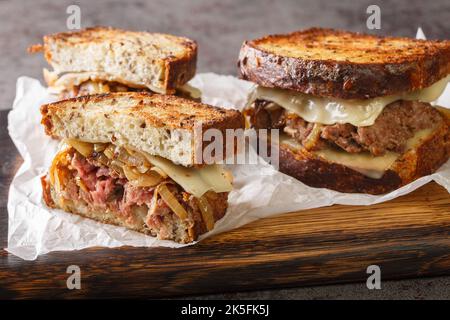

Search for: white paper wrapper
xmin=7 ymin=71 xmax=450 ymax=260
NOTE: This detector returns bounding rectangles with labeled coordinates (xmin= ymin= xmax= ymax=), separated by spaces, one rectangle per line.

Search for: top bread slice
xmin=30 ymin=26 xmax=197 ymax=94
xmin=41 ymin=92 xmax=244 ymax=167
xmin=238 ymin=28 xmax=450 ymax=99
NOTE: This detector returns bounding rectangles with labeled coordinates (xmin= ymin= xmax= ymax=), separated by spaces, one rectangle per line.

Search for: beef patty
xmin=250 ymin=99 xmax=444 ymax=156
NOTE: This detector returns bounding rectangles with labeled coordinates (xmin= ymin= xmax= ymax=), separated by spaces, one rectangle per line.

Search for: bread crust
xmin=277 ymin=118 xmax=450 ymax=194
xmin=34 ymin=26 xmax=198 ymax=93
xmin=163 ymin=40 xmax=198 ymax=93
xmin=40 ymin=92 xmax=243 ymax=131
xmin=238 ymin=28 xmax=450 ymax=99
xmin=40 ymin=92 xmax=244 ymax=166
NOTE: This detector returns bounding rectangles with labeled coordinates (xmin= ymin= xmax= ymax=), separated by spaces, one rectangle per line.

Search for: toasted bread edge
xmin=40 ymin=26 xmax=198 ymax=92
xmin=238 ymin=31 xmax=450 ymax=99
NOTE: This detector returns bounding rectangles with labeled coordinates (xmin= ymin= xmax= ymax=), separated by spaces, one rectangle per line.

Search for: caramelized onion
xmin=120 ymin=147 xmax=151 ymax=168
xmin=150 ymin=166 xmax=168 ymax=179
xmin=103 ymin=144 xmax=115 ymax=159
xmin=158 ymin=184 xmax=188 ymax=220
xmin=110 ymin=160 xmax=125 ymax=176
xmin=95 ymin=153 xmax=109 ymax=166
xmin=75 ymin=176 xmax=89 ymax=192
xmin=197 ymin=196 xmax=215 ymax=231
xmin=123 ymin=166 xmax=162 ymax=187
xmin=303 ymin=123 xmax=323 ymax=150
xmin=93 ymin=143 xmax=108 ymax=152
xmin=65 ymin=138 xmax=93 ymax=157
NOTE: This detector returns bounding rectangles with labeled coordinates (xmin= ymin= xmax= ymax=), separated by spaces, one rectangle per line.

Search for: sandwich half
xmin=40 ymin=92 xmax=244 ymax=243
xmin=29 ymin=26 xmax=199 ymax=99
xmin=239 ymin=28 xmax=450 ymax=194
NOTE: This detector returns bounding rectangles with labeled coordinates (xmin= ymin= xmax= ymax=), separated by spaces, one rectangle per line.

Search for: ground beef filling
xmin=250 ymin=99 xmax=443 ymax=156
xmin=60 ymin=150 xmax=220 ymax=241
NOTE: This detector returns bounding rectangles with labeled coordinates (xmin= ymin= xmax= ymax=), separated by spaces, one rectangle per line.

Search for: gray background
xmin=1 ymin=0 xmax=449 ymax=109
xmin=1 ymin=0 xmax=449 ymax=299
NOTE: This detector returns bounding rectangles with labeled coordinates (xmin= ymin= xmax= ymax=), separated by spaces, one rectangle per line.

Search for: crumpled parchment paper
xmin=6 ymin=29 xmax=450 ymax=260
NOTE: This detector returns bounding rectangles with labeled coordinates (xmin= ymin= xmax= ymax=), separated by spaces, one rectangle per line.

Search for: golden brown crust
xmin=238 ymin=28 xmax=450 ymax=99
xmin=40 ymin=92 xmax=244 ymax=167
xmin=278 ymin=119 xmax=450 ymax=194
xmin=40 ymin=175 xmax=55 ymax=207
xmin=163 ymin=41 xmax=198 ymax=94
xmin=35 ymin=26 xmax=198 ymax=92
xmin=27 ymin=44 xmax=43 ymax=53
xmin=40 ymin=91 xmax=244 ymax=132
xmin=40 ymin=104 xmax=53 ymax=137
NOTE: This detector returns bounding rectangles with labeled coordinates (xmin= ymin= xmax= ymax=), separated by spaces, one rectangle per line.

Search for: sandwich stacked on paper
xmin=29 ymin=27 xmax=200 ymax=99
xmin=40 ymin=92 xmax=244 ymax=243
xmin=239 ymin=28 xmax=450 ymax=194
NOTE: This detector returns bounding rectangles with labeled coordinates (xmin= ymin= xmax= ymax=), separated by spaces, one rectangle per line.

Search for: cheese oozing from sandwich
xmin=281 ymin=128 xmax=433 ymax=179
xmin=248 ymin=76 xmax=449 ymax=126
xmin=44 ymin=69 xmax=202 ymax=97
xmin=64 ymin=139 xmax=233 ymax=198
xmin=142 ymin=154 xmax=233 ymax=197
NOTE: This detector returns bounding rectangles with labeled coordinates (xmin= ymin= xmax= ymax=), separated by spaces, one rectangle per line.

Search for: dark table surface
xmin=0 ymin=0 xmax=449 ymax=299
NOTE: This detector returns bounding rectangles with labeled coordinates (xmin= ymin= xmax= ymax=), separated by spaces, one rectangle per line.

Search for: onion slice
xmin=65 ymin=138 xmax=93 ymax=157
xmin=123 ymin=166 xmax=163 ymax=187
xmin=158 ymin=184 xmax=188 ymax=220
xmin=197 ymin=196 xmax=215 ymax=231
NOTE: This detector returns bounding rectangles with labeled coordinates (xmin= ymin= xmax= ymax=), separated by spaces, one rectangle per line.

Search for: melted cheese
xmin=46 ymin=70 xmax=198 ymax=96
xmin=280 ymin=128 xmax=433 ymax=179
xmin=64 ymin=139 xmax=233 ymax=198
xmin=314 ymin=148 xmax=399 ymax=179
xmin=143 ymin=154 xmax=233 ymax=197
xmin=44 ymin=69 xmax=161 ymax=94
xmin=249 ymin=76 xmax=449 ymax=126
xmin=178 ymin=83 xmax=202 ymax=99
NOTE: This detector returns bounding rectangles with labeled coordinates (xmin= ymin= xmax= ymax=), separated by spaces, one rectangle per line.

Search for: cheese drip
xmin=280 ymin=129 xmax=433 ymax=179
xmin=63 ymin=139 xmax=233 ymax=198
xmin=248 ymin=76 xmax=449 ymax=126
xmin=142 ymin=154 xmax=233 ymax=197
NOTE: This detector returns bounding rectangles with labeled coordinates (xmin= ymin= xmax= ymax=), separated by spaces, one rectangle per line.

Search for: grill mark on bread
xmin=40 ymin=92 xmax=244 ymax=166
xmin=238 ymin=28 xmax=450 ymax=99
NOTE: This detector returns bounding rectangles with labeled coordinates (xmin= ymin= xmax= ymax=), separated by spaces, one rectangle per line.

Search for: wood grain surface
xmin=0 ymin=110 xmax=449 ymax=299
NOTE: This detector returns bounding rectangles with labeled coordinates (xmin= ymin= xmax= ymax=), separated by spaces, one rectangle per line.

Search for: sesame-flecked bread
xmin=238 ymin=28 xmax=450 ymax=99
xmin=40 ymin=92 xmax=244 ymax=166
xmin=29 ymin=26 xmax=197 ymax=94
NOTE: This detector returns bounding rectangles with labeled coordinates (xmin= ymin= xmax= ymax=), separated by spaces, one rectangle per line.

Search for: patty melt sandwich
xmin=239 ymin=28 xmax=450 ymax=194
xmin=40 ymin=92 xmax=243 ymax=243
xmin=29 ymin=27 xmax=200 ymax=99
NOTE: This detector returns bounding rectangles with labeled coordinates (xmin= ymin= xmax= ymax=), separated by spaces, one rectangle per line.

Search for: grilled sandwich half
xmin=30 ymin=26 xmax=199 ymax=99
xmin=40 ymin=92 xmax=244 ymax=243
xmin=239 ymin=28 xmax=450 ymax=194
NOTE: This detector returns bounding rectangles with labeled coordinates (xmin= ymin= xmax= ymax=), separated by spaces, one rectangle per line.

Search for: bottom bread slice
xmin=41 ymin=147 xmax=228 ymax=243
xmin=277 ymin=118 xmax=450 ymax=194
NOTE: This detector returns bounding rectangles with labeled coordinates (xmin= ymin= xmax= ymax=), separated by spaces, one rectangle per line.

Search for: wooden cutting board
xmin=0 ymin=111 xmax=449 ymax=298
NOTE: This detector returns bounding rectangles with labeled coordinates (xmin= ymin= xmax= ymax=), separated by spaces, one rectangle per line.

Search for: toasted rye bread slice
xmin=40 ymin=92 xmax=244 ymax=167
xmin=238 ymin=28 xmax=450 ymax=99
xmin=29 ymin=26 xmax=197 ymax=94
xmin=277 ymin=112 xmax=450 ymax=194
